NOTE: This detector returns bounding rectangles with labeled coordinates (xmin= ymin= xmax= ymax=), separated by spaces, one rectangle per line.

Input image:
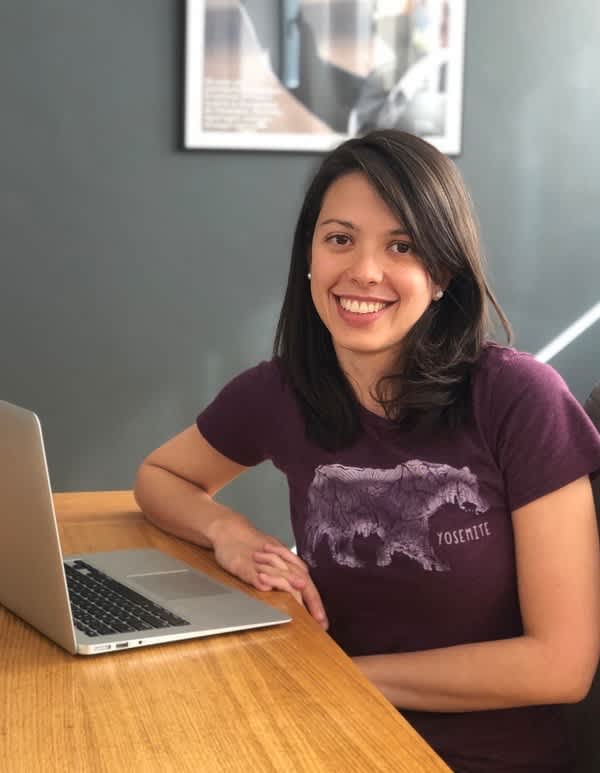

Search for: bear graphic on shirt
xmin=302 ymin=460 xmax=489 ymax=571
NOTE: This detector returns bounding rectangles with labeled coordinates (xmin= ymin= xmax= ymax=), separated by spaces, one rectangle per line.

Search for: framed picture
xmin=184 ymin=0 xmax=466 ymax=154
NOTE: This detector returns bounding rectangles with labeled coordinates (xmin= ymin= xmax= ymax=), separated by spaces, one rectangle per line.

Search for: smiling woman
xmin=135 ymin=130 xmax=600 ymax=773
xmin=308 ymin=172 xmax=441 ymax=408
xmin=275 ymin=129 xmax=511 ymax=449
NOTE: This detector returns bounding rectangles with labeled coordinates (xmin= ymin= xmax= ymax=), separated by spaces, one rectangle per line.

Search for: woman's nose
xmin=347 ymin=247 xmax=384 ymax=286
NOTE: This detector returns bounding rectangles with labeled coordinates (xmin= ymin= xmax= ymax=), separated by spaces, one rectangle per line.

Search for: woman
xmin=134 ymin=130 xmax=600 ymax=772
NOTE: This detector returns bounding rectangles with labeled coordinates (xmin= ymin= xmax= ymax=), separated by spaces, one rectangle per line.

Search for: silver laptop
xmin=0 ymin=400 xmax=291 ymax=655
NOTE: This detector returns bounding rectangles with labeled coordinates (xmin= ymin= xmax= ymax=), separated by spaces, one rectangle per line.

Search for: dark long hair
xmin=274 ymin=130 xmax=512 ymax=450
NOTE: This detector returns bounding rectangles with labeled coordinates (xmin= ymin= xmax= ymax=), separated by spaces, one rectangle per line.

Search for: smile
xmin=337 ymin=296 xmax=393 ymax=314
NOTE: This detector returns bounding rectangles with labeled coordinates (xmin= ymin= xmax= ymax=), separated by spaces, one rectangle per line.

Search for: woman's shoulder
xmin=473 ymin=342 xmax=566 ymax=394
xmin=468 ymin=343 xmax=581 ymax=434
xmin=210 ymin=358 xmax=299 ymax=417
xmin=469 ymin=347 xmax=600 ymax=510
xmin=196 ymin=358 xmax=296 ymax=467
xmin=222 ymin=358 xmax=286 ymax=393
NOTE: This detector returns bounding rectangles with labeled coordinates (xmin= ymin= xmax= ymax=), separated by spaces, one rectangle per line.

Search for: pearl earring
xmin=307 ymin=272 xmax=312 ymax=280
xmin=434 ymin=289 xmax=444 ymax=301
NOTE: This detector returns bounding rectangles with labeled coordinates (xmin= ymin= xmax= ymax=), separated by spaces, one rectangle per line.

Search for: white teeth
xmin=339 ymin=297 xmax=388 ymax=314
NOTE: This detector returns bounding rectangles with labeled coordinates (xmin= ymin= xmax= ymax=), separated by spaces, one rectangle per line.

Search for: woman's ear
xmin=440 ymin=268 xmax=453 ymax=291
xmin=436 ymin=270 xmax=453 ymax=294
xmin=431 ymin=271 xmax=452 ymax=301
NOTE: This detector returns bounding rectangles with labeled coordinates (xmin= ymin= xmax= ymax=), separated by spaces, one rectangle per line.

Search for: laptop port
xmin=115 ymin=642 xmax=128 ymax=649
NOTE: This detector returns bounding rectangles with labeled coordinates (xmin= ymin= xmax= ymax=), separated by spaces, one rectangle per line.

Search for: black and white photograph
xmin=184 ymin=0 xmax=466 ymax=153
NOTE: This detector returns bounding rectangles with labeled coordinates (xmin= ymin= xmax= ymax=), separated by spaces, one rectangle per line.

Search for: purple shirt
xmin=197 ymin=344 xmax=600 ymax=772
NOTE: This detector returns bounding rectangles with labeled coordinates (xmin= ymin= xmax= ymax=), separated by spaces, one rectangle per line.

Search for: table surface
xmin=0 ymin=491 xmax=450 ymax=773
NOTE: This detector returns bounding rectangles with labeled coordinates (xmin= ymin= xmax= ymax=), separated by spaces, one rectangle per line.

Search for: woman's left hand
xmin=253 ymin=543 xmax=329 ymax=630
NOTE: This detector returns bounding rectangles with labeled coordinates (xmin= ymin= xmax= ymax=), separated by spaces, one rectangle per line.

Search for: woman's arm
xmin=353 ymin=475 xmax=600 ymax=711
xmin=134 ymin=426 xmax=328 ymax=625
xmin=135 ymin=426 xmax=285 ymax=590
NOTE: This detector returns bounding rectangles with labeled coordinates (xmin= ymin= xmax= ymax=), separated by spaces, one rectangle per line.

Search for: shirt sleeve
xmin=482 ymin=350 xmax=600 ymax=512
xmin=196 ymin=360 xmax=280 ymax=467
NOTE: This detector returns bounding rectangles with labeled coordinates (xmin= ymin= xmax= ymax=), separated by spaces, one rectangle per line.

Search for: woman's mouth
xmin=338 ymin=297 xmax=390 ymax=314
xmin=333 ymin=294 xmax=395 ymax=325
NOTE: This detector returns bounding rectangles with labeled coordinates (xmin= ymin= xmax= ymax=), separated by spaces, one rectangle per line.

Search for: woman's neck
xmin=334 ymin=346 xmax=400 ymax=416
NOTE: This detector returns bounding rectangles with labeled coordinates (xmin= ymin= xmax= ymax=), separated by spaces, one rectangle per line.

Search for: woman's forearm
xmin=134 ymin=461 xmax=250 ymax=549
xmin=353 ymin=635 xmax=590 ymax=713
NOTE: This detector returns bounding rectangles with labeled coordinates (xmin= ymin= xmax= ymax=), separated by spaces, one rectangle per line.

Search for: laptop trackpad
xmin=129 ymin=571 xmax=230 ymax=600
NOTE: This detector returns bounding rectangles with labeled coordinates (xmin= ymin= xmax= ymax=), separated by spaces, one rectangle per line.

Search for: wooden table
xmin=0 ymin=492 xmax=451 ymax=772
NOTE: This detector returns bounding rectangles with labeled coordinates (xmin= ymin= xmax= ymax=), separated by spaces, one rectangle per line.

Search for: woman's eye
xmin=391 ymin=241 xmax=412 ymax=254
xmin=326 ymin=234 xmax=351 ymax=247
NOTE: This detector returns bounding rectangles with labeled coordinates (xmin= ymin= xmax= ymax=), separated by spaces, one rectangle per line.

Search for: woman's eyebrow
xmin=318 ymin=218 xmax=356 ymax=229
xmin=318 ymin=218 xmax=409 ymax=236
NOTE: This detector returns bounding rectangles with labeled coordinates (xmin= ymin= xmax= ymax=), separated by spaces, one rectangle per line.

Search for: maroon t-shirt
xmin=197 ymin=344 xmax=600 ymax=773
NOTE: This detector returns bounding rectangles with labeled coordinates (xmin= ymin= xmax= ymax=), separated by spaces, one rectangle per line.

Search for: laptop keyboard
xmin=64 ymin=560 xmax=190 ymax=638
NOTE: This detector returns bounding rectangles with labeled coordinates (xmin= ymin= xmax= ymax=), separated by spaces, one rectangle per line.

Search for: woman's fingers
xmin=254 ymin=545 xmax=328 ymax=630
xmin=253 ymin=551 xmax=308 ymax=587
xmin=257 ymin=571 xmax=328 ymax=630
xmin=257 ymin=572 xmax=303 ymax=607
xmin=262 ymin=543 xmax=309 ymax=572
xmin=253 ymin=558 xmax=308 ymax=589
xmin=299 ymin=580 xmax=328 ymax=630
xmin=250 ymin=571 xmax=277 ymax=592
xmin=254 ymin=551 xmax=290 ymax=572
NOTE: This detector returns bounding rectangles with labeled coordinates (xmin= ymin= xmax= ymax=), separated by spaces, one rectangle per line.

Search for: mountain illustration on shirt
xmin=302 ymin=461 xmax=490 ymax=572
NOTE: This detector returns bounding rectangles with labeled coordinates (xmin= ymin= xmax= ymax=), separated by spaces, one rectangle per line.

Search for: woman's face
xmin=309 ymin=172 xmax=442 ymax=371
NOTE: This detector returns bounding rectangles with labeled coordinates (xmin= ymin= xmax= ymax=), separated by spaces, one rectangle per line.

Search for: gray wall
xmin=1 ymin=0 xmax=599 ymax=547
